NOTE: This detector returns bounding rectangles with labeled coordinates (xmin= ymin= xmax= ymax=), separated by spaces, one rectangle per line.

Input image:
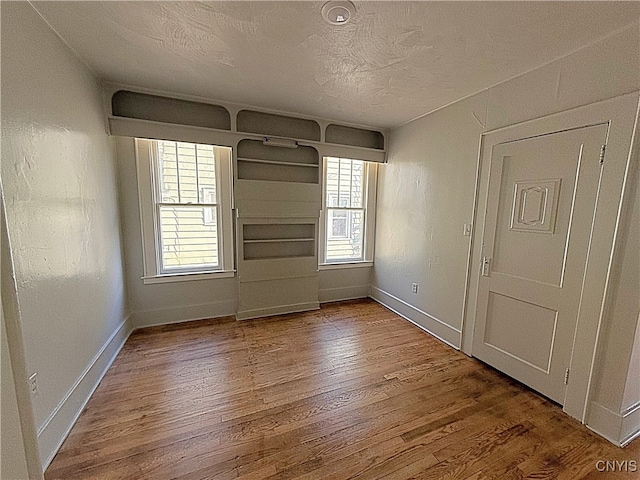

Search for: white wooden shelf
xmin=243 ymin=238 xmax=315 ymax=244
xmin=237 ymin=157 xmax=319 ymax=168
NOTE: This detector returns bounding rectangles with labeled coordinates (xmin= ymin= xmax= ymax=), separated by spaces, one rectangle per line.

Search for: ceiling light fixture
xmin=321 ymin=1 xmax=356 ymax=25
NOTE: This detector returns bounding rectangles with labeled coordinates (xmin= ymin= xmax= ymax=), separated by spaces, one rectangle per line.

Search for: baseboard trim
xmin=319 ymin=284 xmax=369 ymax=303
xmin=369 ymin=286 xmax=461 ymax=349
xmin=38 ymin=314 xmax=134 ymax=470
xmin=621 ymin=401 xmax=640 ymax=446
xmin=236 ymin=302 xmax=320 ymax=321
xmin=585 ymin=400 xmax=640 ymax=447
xmin=131 ymin=299 xmax=237 ymax=328
xmin=587 ymin=401 xmax=623 ymax=445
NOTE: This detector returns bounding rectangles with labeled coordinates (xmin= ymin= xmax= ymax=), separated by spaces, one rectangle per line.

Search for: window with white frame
xmin=136 ymin=139 xmax=234 ymax=282
xmin=320 ymin=157 xmax=377 ymax=265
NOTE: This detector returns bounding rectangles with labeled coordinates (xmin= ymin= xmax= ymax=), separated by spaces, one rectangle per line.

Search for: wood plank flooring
xmin=46 ymin=299 xmax=640 ymax=479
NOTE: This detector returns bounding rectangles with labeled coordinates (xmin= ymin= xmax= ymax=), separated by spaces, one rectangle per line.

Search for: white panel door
xmin=473 ymin=123 xmax=608 ymax=404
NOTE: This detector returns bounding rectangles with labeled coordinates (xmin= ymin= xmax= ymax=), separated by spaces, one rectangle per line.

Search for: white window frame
xmin=319 ymin=157 xmax=377 ymax=268
xmin=135 ymin=138 xmax=235 ymax=284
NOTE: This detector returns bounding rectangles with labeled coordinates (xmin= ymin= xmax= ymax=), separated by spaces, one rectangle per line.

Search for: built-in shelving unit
xmin=236 ymin=217 xmax=319 ymax=320
xmin=237 ymin=110 xmax=321 ymax=141
xmin=242 ymin=223 xmax=315 ymax=260
xmin=236 ymin=139 xmax=320 ymax=183
xmin=234 ymin=138 xmax=321 ymax=320
xmin=104 ymin=84 xmax=387 ymax=321
xmin=237 ymin=158 xmax=319 ymax=184
xmin=325 ymin=123 xmax=385 ymax=150
xmin=111 ymin=90 xmax=231 ymax=130
xmin=107 ymin=87 xmax=387 ymax=163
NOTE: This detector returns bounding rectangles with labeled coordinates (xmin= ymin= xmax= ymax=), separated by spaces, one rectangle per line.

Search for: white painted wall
xmin=372 ymin=93 xmax=485 ymax=347
xmin=373 ymin=22 xmax=640 ymax=441
xmin=1 ymin=2 xmax=130 ymax=468
xmin=319 ymin=267 xmax=372 ymax=303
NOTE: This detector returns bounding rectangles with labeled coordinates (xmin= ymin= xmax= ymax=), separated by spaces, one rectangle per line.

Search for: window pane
xmin=195 ymin=144 xmax=216 ymax=202
xmin=331 ymin=210 xmax=348 ymax=238
xmin=325 ymin=157 xmax=365 ymax=209
xmin=157 ymin=141 xmax=179 ymax=202
xmin=157 ymin=141 xmax=216 ymax=204
xmin=159 ymin=205 xmax=219 ymax=271
xmin=326 ymin=158 xmax=340 ymax=207
xmin=350 ymin=161 xmax=363 ymax=208
xmin=326 ymin=209 xmax=364 ymax=261
xmin=339 ymin=160 xmax=351 ymax=206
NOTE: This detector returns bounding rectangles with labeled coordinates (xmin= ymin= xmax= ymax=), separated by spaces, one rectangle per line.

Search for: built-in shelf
xmin=244 ymin=223 xmax=315 ymax=240
xmin=111 ymin=90 xmax=231 ymax=130
xmin=243 ymin=238 xmax=315 ymax=244
xmin=242 ymin=223 xmax=316 ymax=261
xmin=236 ymin=139 xmax=320 ymax=184
xmin=237 ymin=157 xmax=319 ymax=168
xmin=243 ymin=241 xmax=315 ymax=260
xmin=325 ymin=123 xmax=385 ymax=150
xmin=237 ymin=162 xmax=319 ymax=183
xmin=237 ymin=110 xmax=321 ymax=141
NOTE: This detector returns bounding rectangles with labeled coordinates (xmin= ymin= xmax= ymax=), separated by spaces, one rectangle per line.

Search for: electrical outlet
xmin=412 ymin=283 xmax=418 ymax=294
xmin=29 ymin=373 xmax=38 ymax=396
xmin=463 ymin=223 xmax=472 ymax=236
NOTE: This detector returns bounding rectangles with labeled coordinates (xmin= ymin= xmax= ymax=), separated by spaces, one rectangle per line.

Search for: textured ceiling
xmin=32 ymin=1 xmax=640 ymax=129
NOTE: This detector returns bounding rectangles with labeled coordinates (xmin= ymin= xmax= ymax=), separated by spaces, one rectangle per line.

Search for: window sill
xmin=318 ymin=261 xmax=373 ymax=271
xmin=142 ymin=270 xmax=236 ymax=284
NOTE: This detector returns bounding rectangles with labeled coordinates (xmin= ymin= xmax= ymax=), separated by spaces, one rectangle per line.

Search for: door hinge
xmin=599 ymin=144 xmax=607 ymax=166
xmin=564 ymin=368 xmax=570 ymax=385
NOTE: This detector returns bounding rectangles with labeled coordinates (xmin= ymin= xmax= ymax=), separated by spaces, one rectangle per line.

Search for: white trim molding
xmin=235 ymin=302 xmax=320 ymax=321
xmin=587 ymin=400 xmax=640 ymax=447
xmin=622 ymin=402 xmax=640 ymax=446
xmin=131 ymin=299 xmax=237 ymax=329
xmin=319 ymin=284 xmax=370 ymax=303
xmin=370 ymin=286 xmax=461 ymax=349
xmin=38 ymin=315 xmax=134 ymax=470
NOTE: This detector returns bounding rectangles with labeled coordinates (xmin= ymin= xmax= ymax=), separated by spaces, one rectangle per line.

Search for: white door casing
xmin=462 ymin=92 xmax=640 ymax=423
xmin=472 ymin=124 xmax=608 ymax=405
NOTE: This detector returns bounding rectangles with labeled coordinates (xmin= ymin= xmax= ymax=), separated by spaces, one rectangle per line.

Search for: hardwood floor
xmin=46 ymin=299 xmax=639 ymax=479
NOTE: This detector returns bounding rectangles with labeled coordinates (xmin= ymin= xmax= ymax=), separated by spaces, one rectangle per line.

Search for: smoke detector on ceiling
xmin=322 ymin=1 xmax=356 ymax=25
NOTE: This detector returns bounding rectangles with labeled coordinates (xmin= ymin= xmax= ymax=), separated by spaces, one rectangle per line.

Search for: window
xmin=136 ymin=139 xmax=234 ymax=282
xmin=320 ymin=157 xmax=377 ymax=265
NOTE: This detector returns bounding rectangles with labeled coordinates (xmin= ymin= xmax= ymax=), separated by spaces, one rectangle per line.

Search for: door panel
xmin=473 ymin=123 xmax=608 ymax=404
xmin=484 ymin=292 xmax=558 ymax=372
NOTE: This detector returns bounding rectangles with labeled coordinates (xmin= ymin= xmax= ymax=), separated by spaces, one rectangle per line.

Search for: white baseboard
xmin=236 ymin=302 xmax=320 ymax=321
xmin=319 ymin=284 xmax=370 ymax=303
xmin=621 ymin=401 xmax=640 ymax=446
xmin=369 ymin=285 xmax=461 ymax=349
xmin=131 ymin=299 xmax=237 ymax=328
xmin=587 ymin=401 xmax=624 ymax=446
xmin=587 ymin=399 xmax=640 ymax=446
xmin=38 ymin=314 xmax=134 ymax=470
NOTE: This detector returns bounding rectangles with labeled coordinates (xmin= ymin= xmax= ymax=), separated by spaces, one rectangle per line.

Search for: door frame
xmin=461 ymin=92 xmax=640 ymax=422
